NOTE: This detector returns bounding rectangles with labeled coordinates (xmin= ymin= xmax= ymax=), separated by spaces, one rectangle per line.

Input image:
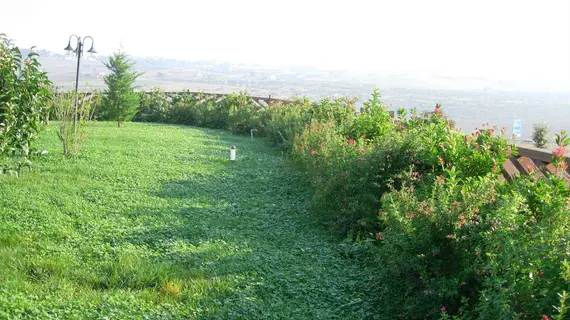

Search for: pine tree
xmin=101 ymin=52 xmax=142 ymax=127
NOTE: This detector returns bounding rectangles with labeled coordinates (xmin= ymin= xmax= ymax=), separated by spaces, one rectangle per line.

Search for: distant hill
xmin=29 ymin=49 xmax=570 ymax=139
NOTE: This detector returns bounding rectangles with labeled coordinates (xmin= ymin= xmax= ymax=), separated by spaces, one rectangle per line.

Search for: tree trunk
xmin=117 ymin=121 xmax=121 ymax=128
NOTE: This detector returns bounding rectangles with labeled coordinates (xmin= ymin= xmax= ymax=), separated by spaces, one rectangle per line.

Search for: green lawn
xmin=0 ymin=122 xmax=377 ymax=319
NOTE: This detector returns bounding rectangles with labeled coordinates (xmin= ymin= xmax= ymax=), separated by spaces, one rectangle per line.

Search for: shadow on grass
xmin=88 ymin=161 xmax=379 ymax=319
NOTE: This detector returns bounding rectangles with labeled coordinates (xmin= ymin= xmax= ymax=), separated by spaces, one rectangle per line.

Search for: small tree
xmin=532 ymin=122 xmax=550 ymax=148
xmin=101 ymin=52 xmax=142 ymax=127
xmin=0 ymin=34 xmax=52 ymax=175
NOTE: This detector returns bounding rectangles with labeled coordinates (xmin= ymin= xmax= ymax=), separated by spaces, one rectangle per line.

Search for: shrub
xmin=293 ymin=103 xmax=511 ymax=236
xmin=135 ymin=86 xmax=170 ymax=123
xmin=53 ymin=90 xmax=92 ymax=156
xmin=532 ymin=122 xmax=550 ymax=148
xmin=374 ymin=170 xmax=570 ymax=319
xmin=0 ymin=34 xmax=52 ymax=175
xmin=225 ymin=92 xmax=259 ymax=134
xmin=308 ymin=97 xmax=355 ymax=128
xmin=258 ymin=99 xmax=310 ymax=151
xmin=348 ymin=88 xmax=395 ymax=140
xmin=166 ymin=91 xmax=200 ymax=125
xmin=374 ymin=173 xmax=499 ymax=318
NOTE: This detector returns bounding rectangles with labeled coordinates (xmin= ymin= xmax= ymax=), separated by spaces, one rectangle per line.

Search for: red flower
xmin=375 ymin=233 xmax=384 ymax=240
xmin=542 ymin=315 xmax=551 ymax=320
xmin=348 ymin=138 xmax=355 ymax=145
xmin=310 ymin=149 xmax=317 ymax=155
xmin=300 ymin=145 xmax=305 ymax=149
xmin=554 ymin=146 xmax=566 ymax=158
xmin=406 ymin=212 xmax=415 ymax=219
xmin=440 ymin=306 xmax=446 ymax=312
xmin=434 ymin=108 xmax=441 ymax=115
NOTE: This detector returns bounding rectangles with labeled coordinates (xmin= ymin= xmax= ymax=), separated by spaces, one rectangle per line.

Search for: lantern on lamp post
xmin=64 ymin=34 xmax=97 ymax=134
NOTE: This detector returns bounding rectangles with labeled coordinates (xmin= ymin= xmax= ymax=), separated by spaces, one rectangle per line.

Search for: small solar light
xmin=229 ymin=145 xmax=236 ymax=161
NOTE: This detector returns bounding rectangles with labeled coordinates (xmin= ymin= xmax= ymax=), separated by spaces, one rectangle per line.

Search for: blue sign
xmin=513 ymin=119 xmax=522 ymax=137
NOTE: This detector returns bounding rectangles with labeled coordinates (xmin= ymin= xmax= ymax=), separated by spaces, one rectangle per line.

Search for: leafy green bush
xmin=258 ymin=99 xmax=310 ymax=151
xmin=0 ymin=34 xmax=52 ymax=175
xmin=348 ymin=88 xmax=394 ymax=140
xmin=135 ymin=86 xmax=170 ymax=123
xmin=166 ymin=91 xmax=200 ymax=125
xmin=308 ymin=97 xmax=355 ymax=128
xmin=225 ymin=92 xmax=259 ymax=134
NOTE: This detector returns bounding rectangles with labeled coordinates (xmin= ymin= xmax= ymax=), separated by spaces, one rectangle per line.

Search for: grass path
xmin=0 ymin=122 xmax=377 ymax=319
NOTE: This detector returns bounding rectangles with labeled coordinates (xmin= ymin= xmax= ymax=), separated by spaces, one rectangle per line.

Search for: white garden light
xmin=229 ymin=145 xmax=236 ymax=161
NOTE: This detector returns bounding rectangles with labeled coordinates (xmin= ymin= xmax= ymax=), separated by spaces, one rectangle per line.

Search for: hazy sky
xmin=1 ymin=0 xmax=569 ymax=90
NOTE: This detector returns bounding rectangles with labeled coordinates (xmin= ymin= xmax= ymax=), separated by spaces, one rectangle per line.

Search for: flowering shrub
xmin=291 ymin=103 xmax=512 ymax=237
xmin=373 ymin=165 xmax=570 ymax=319
xmin=553 ymin=130 xmax=569 ymax=175
xmin=374 ymin=173 xmax=499 ymax=318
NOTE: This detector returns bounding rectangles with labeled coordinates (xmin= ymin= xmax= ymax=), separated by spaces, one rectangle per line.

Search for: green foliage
xmin=0 ymin=34 xmax=52 ymax=175
xmin=532 ymin=122 xmax=550 ymax=148
xmin=53 ymin=90 xmax=92 ymax=156
xmin=348 ymin=88 xmax=395 ymax=140
xmin=257 ymin=98 xmax=311 ymax=151
xmin=555 ymin=130 xmax=570 ymax=147
xmin=308 ymin=97 xmax=355 ymax=128
xmin=225 ymin=92 xmax=259 ymax=134
xmin=101 ymin=51 xmax=142 ymax=127
xmin=166 ymin=91 xmax=200 ymax=125
xmin=0 ymin=122 xmax=379 ymax=318
xmin=292 ymin=102 xmax=510 ymax=236
xmin=134 ymin=86 xmax=170 ymax=122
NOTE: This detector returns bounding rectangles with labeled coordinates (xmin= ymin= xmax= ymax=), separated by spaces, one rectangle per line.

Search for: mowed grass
xmin=0 ymin=122 xmax=377 ymax=319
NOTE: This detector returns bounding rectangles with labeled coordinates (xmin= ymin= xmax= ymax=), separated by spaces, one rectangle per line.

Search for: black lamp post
xmin=64 ymin=35 xmax=97 ymax=133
